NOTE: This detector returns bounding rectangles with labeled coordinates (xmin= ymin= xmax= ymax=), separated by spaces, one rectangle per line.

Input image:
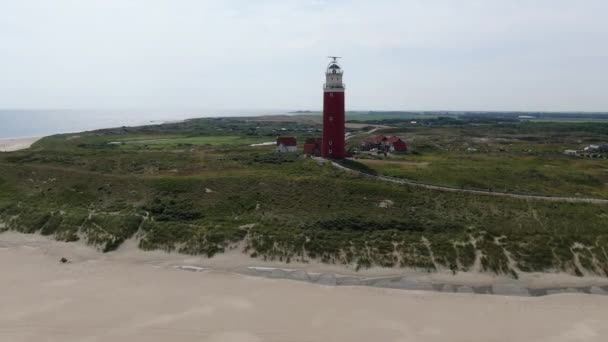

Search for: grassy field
xmin=1 ymin=115 xmax=608 ymax=278
xmin=356 ymin=153 xmax=608 ymax=197
xmin=116 ymin=135 xmax=267 ymax=148
xmin=350 ymin=121 xmax=608 ymax=197
xmin=346 ymin=112 xmax=440 ymax=121
xmin=294 ymin=111 xmax=440 ymax=122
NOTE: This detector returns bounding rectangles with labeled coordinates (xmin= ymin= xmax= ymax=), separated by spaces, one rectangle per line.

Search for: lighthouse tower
xmin=321 ymin=57 xmax=345 ymax=159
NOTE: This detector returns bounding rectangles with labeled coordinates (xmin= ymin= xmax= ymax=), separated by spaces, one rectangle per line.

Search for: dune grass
xmin=1 ymin=117 xmax=608 ymax=277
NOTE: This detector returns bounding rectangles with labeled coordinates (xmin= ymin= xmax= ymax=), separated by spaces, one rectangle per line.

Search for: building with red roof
xmin=390 ymin=139 xmax=408 ymax=153
xmin=360 ymin=135 xmax=408 ymax=154
xmin=276 ymin=136 xmax=297 ymax=152
xmin=303 ymin=137 xmax=321 ymax=156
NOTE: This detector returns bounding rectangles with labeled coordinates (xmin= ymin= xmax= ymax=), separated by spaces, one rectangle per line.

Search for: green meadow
xmin=351 ymin=121 xmax=608 ymax=197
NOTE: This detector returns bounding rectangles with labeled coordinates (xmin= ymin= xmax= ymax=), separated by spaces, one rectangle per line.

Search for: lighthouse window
xmin=330 ymin=93 xmax=333 ymax=97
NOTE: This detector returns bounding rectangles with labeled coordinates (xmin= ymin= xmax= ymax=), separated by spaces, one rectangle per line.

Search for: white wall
xmin=277 ymin=144 xmax=297 ymax=152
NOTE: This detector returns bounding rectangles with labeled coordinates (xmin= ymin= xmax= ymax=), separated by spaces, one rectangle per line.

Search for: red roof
xmin=276 ymin=136 xmax=297 ymax=146
xmin=387 ymin=136 xmax=402 ymax=143
xmin=373 ymin=135 xmax=387 ymax=143
xmin=392 ymin=140 xmax=408 ymax=151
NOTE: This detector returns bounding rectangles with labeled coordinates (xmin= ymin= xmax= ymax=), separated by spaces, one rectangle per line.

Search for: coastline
xmin=2 ymin=231 xmax=607 ymax=297
xmin=0 ymin=136 xmax=42 ymax=152
xmin=1 ymin=231 xmax=608 ymax=342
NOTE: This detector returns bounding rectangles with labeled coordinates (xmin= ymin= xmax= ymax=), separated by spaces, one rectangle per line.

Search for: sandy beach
xmin=0 ymin=137 xmax=42 ymax=152
xmin=1 ymin=232 xmax=608 ymax=342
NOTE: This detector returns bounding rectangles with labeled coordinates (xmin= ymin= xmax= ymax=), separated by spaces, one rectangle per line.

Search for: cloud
xmin=0 ymin=0 xmax=607 ymax=111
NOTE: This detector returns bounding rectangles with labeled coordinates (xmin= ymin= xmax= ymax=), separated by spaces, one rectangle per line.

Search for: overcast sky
xmin=1 ymin=0 xmax=607 ymax=112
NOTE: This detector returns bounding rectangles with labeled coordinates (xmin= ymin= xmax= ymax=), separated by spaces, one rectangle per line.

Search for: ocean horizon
xmin=0 ymin=109 xmax=289 ymax=139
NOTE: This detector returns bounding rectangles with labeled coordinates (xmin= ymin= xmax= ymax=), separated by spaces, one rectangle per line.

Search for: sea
xmin=0 ymin=109 xmax=285 ymax=139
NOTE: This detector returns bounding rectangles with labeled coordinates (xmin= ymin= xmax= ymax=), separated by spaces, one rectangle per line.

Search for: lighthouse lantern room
xmin=321 ymin=57 xmax=346 ymax=159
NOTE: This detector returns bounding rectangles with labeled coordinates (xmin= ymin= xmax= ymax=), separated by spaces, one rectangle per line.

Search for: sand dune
xmin=0 ymin=137 xmax=42 ymax=152
xmin=1 ymin=232 xmax=608 ymax=342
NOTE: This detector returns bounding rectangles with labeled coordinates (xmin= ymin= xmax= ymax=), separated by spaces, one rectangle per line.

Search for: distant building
xmin=581 ymin=143 xmax=608 ymax=159
xmin=387 ymin=136 xmax=408 ymax=153
xmin=276 ymin=136 xmax=297 ymax=152
xmin=372 ymin=135 xmax=387 ymax=144
xmin=584 ymin=144 xmax=608 ymax=153
xmin=303 ymin=137 xmax=322 ymax=156
xmin=360 ymin=135 xmax=408 ymax=154
xmin=563 ymin=149 xmax=578 ymax=156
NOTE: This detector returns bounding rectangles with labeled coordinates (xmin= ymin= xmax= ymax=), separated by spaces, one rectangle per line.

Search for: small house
xmin=361 ymin=135 xmax=408 ymax=153
xmin=585 ymin=144 xmax=608 ymax=153
xmin=276 ymin=136 xmax=297 ymax=152
xmin=303 ymin=137 xmax=321 ymax=156
xmin=387 ymin=136 xmax=408 ymax=153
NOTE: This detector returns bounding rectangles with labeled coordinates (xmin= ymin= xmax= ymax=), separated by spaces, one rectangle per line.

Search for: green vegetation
xmin=1 ymin=115 xmax=608 ymax=278
xmin=351 ymin=120 xmax=608 ymax=197
xmin=117 ymin=135 xmax=264 ymax=148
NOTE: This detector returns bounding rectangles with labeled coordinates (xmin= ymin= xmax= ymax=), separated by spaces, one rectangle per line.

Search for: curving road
xmin=327 ymin=159 xmax=608 ymax=204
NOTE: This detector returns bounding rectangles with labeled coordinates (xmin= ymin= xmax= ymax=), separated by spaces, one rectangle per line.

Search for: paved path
xmin=327 ymin=159 xmax=608 ymax=204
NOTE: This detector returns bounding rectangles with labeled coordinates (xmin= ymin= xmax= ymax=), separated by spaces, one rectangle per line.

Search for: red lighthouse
xmin=321 ymin=57 xmax=345 ymax=159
